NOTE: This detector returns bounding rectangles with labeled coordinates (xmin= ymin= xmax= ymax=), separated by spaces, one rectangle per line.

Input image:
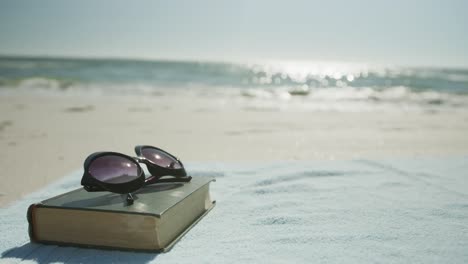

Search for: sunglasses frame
xmin=81 ymin=146 xmax=191 ymax=197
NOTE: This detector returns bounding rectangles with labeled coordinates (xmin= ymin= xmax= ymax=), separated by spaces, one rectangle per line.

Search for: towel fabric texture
xmin=1 ymin=158 xmax=468 ymax=263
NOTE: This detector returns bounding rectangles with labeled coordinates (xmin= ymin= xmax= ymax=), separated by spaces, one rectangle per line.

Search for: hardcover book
xmin=27 ymin=177 xmax=215 ymax=252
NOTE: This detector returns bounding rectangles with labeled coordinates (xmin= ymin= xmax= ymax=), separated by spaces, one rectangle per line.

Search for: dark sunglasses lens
xmin=141 ymin=147 xmax=182 ymax=169
xmin=88 ymin=155 xmax=140 ymax=184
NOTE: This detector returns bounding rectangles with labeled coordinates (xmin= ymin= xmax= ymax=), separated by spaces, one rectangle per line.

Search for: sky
xmin=0 ymin=0 xmax=467 ymax=67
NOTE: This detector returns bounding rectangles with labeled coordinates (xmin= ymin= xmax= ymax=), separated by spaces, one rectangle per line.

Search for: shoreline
xmin=1 ymin=94 xmax=468 ymax=207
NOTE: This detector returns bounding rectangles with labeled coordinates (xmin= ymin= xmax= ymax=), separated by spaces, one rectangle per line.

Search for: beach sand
xmin=1 ymin=94 xmax=468 ymax=207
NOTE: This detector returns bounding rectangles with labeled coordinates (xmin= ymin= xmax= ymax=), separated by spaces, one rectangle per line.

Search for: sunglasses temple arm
xmin=144 ymin=176 xmax=192 ymax=186
xmin=126 ymin=193 xmax=134 ymax=205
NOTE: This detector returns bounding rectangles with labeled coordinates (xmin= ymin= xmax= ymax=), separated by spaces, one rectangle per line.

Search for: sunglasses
xmin=81 ymin=145 xmax=192 ymax=205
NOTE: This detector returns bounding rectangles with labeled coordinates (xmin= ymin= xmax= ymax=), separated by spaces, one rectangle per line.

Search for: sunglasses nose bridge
xmin=133 ymin=156 xmax=146 ymax=163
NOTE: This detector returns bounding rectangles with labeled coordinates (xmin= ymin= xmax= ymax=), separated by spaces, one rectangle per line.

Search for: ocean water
xmin=1 ymin=56 xmax=468 ymax=112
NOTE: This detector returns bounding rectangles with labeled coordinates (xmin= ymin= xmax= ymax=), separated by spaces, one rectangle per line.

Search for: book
xmin=27 ymin=176 xmax=215 ymax=252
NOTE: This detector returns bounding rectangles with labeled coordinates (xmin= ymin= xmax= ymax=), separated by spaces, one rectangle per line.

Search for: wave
xmin=1 ymin=57 xmax=468 ymax=91
xmin=1 ymin=57 xmax=467 ymax=111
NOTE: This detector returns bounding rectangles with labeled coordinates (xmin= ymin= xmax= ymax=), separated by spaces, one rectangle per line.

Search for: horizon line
xmin=0 ymin=53 xmax=467 ymax=70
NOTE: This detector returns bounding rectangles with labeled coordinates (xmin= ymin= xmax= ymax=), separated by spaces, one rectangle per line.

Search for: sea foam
xmin=1 ymin=57 xmax=467 ymax=112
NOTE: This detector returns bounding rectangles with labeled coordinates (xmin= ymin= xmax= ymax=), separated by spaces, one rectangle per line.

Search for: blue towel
xmin=1 ymin=158 xmax=468 ymax=263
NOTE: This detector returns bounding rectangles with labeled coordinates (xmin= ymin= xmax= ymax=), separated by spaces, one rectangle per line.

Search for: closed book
xmin=27 ymin=177 xmax=215 ymax=252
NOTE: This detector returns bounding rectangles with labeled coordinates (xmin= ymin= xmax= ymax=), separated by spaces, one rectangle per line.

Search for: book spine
xmin=27 ymin=203 xmax=40 ymax=242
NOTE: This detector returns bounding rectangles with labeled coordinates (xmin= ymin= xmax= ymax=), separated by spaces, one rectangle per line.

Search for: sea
xmin=1 ymin=56 xmax=467 ymax=112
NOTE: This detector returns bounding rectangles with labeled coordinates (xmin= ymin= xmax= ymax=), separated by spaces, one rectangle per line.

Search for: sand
xmin=1 ymin=94 xmax=468 ymax=207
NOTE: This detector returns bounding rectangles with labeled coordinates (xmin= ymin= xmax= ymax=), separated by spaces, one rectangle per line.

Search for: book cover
xmin=27 ymin=176 xmax=215 ymax=252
